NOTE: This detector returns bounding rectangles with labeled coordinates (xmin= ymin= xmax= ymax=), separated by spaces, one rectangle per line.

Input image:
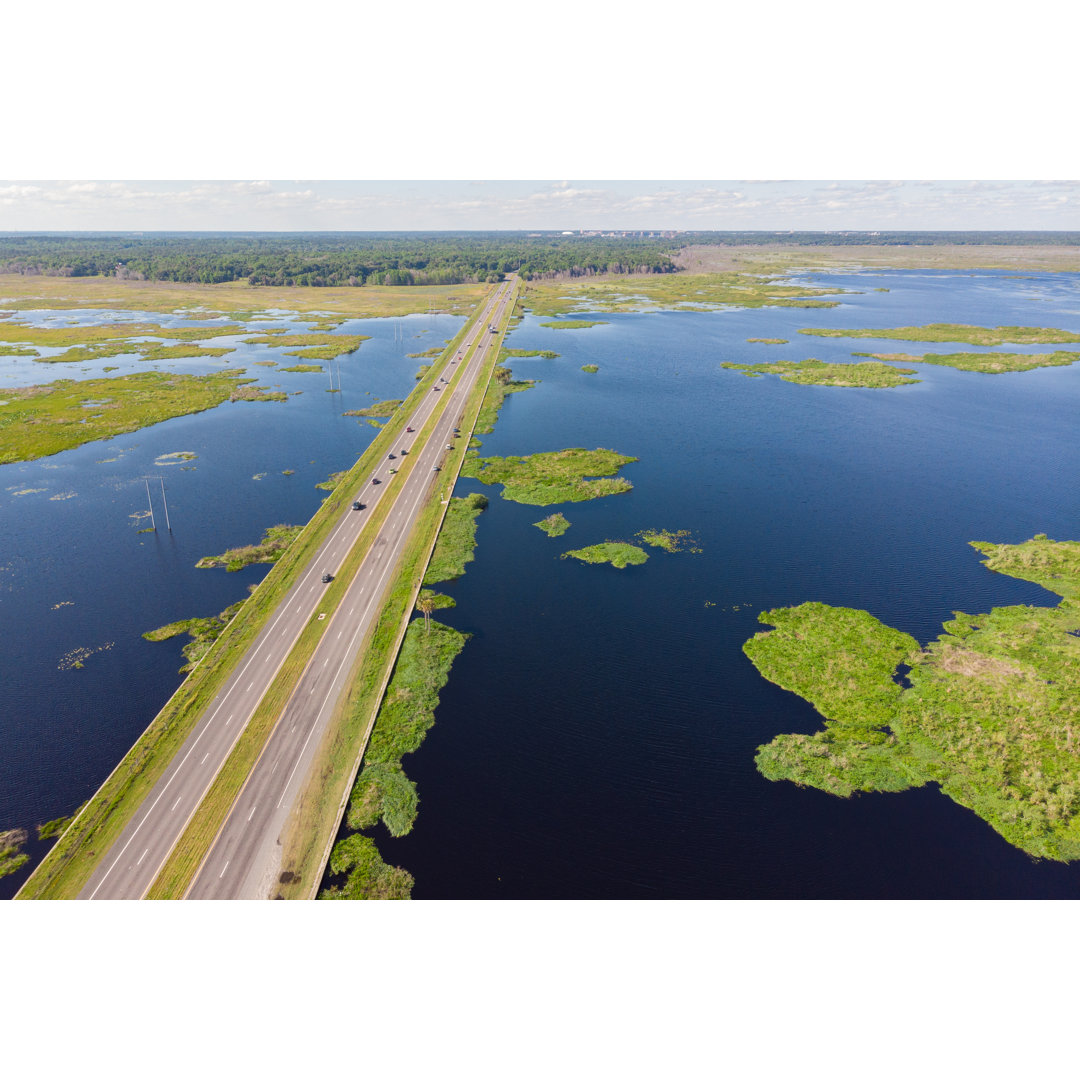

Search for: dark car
xmin=352 ymin=501 xmax=364 ymax=511
xmin=387 ymin=453 xmax=395 ymax=460
xmin=321 ymin=571 xmax=333 ymax=583
xmin=433 ymin=387 xmax=440 ymax=392
xmin=406 ymin=426 xmax=414 ymax=432
xmin=400 ymin=448 xmax=408 ymax=455
xmin=371 ymin=477 xmax=380 ymax=485
xmin=453 ymin=427 xmax=460 ymax=433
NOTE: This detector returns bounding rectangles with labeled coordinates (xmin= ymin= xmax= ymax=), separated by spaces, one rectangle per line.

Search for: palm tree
xmin=416 ymin=594 xmax=436 ymax=632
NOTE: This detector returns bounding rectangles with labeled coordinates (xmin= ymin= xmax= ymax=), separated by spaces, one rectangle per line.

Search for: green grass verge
xmin=16 ymin=285 xmax=499 ymax=900
xmin=423 ymin=493 xmax=488 ymax=584
xmin=270 ymin=281 xmax=518 ymax=898
xmin=745 ymin=535 xmax=1080 ymax=860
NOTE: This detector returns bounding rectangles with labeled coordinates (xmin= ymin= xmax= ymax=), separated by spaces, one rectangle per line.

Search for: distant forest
xmin=1 ymin=231 xmax=1077 ymax=287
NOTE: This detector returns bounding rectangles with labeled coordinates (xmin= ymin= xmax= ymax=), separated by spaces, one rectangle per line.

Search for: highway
xmin=79 ymin=278 xmax=515 ymax=899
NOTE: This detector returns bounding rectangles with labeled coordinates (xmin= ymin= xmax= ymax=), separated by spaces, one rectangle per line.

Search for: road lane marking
xmin=219 ymin=861 xmax=229 ymax=878
xmin=171 ymin=797 xmax=182 ymax=811
xmin=185 ymin=287 xmax=510 ymax=895
xmin=247 ymin=805 xmax=257 ymax=822
xmin=201 ymin=753 xmax=209 ymax=764
xmin=137 ymin=848 xmax=149 ymax=866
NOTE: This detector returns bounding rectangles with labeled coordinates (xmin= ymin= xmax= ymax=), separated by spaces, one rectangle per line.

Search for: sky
xmin=3 ymin=180 xmax=1080 ymax=232
xmin=9 ymin=0 xmax=1080 ymax=1067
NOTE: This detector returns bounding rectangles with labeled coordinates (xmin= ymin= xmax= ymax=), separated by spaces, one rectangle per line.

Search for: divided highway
xmin=79 ymin=279 xmax=515 ymax=899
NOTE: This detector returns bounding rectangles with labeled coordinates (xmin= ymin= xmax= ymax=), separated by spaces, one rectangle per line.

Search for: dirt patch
xmin=933 ymin=645 xmax=1027 ymax=683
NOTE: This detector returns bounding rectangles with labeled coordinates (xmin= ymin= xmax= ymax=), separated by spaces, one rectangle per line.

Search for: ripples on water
xmin=5 ymin=271 xmax=1080 ymax=898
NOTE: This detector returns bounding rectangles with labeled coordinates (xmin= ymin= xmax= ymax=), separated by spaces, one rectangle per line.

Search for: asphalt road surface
xmin=80 ymin=279 xmax=515 ymax=899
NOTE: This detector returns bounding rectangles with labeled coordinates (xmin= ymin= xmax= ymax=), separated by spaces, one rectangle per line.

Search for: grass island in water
xmin=744 ymin=534 xmax=1080 ymax=861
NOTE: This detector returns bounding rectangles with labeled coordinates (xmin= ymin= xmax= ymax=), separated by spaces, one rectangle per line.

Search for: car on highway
xmin=432 ymin=465 xmax=441 ymax=472
xmin=445 ymin=444 xmax=452 ymax=450
xmin=406 ymin=426 xmax=414 ymax=432
xmin=371 ymin=477 xmax=380 ymax=485
xmin=453 ymin=427 xmax=460 ymax=433
xmin=387 ymin=453 xmax=395 ymax=459
xmin=352 ymin=501 xmax=364 ymax=511
xmin=400 ymin=448 xmax=408 ymax=455
xmin=433 ymin=386 xmax=440 ymax=392
xmin=389 ymin=467 xmax=397 ymax=474
xmin=321 ymin=571 xmax=333 ymax=583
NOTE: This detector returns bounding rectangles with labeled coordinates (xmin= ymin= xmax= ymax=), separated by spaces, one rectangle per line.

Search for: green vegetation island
xmin=534 ymin=512 xmax=570 ymax=537
xmin=540 ymin=320 xmax=608 ymax=330
xmin=195 ymin=524 xmax=303 ymax=572
xmin=744 ymin=534 xmax=1080 ymax=860
xmin=0 ymin=369 xmax=283 ymax=465
xmin=343 ymin=399 xmax=402 ymax=418
xmin=800 ymin=323 xmax=1080 ymax=345
xmin=562 ymin=542 xmax=648 ymax=569
xmin=854 ymin=350 xmax=1080 ymax=375
xmin=581 ymin=364 xmax=600 ymax=374
xmin=722 ymin=358 xmax=919 ymax=388
xmin=242 ymin=332 xmax=369 ymax=361
xmin=461 ymin=447 xmax=636 ymax=505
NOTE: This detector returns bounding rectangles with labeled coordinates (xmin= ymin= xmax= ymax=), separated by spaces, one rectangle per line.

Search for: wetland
xmin=6 ymin=262 xmax=1080 ymax=899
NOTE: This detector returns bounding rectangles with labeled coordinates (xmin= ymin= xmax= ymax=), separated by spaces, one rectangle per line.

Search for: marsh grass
xmin=18 ymin=284 xmax=501 ymax=900
xmin=524 ymin=273 xmax=842 ymax=317
xmin=0 ymin=369 xmax=271 ymax=465
xmin=721 ymin=358 xmax=919 ymax=388
xmin=562 ymin=542 xmax=648 ymax=568
xmin=344 ymin=399 xmax=402 ymax=418
xmin=0 ymin=828 xmax=29 ymax=880
xmin=242 ymin=333 xmax=369 ymax=361
xmin=801 ymin=323 xmax=1080 ymax=345
xmin=195 ymin=524 xmax=303 ymax=572
xmin=857 ymin=350 xmax=1080 ymax=374
xmin=462 ymin=447 xmax=636 ymax=505
xmin=319 ymin=834 xmax=413 ymax=899
xmin=423 ymin=493 xmax=488 ymax=585
xmin=746 ymin=536 xmax=1080 ymax=860
xmin=534 ymin=512 xmax=570 ymax=537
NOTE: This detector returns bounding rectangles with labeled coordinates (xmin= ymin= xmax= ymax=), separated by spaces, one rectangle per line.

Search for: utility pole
xmin=158 ymin=476 xmax=171 ymax=532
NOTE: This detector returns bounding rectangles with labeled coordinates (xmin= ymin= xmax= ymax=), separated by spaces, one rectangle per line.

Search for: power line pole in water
xmin=141 ymin=476 xmax=172 ymax=531
xmin=158 ymin=476 xmax=171 ymax=532
xmin=143 ymin=478 xmax=155 ymax=530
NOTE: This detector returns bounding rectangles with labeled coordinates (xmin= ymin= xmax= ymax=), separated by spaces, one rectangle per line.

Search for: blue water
xmin=0 ymin=310 xmax=463 ymax=895
xmin=6 ymin=269 xmax=1080 ymax=898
